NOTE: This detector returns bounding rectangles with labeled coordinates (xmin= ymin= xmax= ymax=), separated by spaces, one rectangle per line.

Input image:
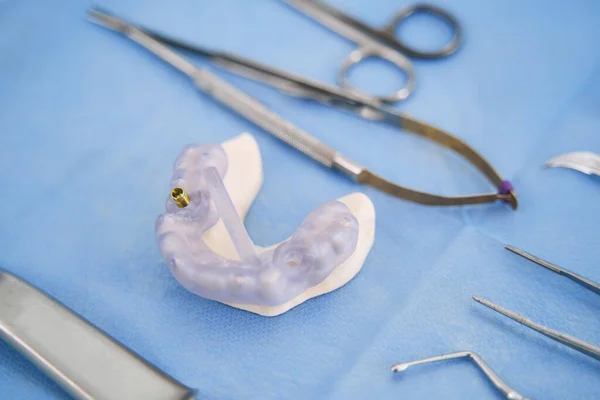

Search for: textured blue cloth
xmin=1 ymin=1 xmax=599 ymax=399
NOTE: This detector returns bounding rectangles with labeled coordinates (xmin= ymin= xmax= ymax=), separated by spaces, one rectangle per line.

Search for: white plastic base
xmin=203 ymin=133 xmax=375 ymax=316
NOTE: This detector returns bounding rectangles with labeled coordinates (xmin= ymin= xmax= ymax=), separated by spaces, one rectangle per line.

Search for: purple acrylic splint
xmin=156 ymin=144 xmax=359 ymax=307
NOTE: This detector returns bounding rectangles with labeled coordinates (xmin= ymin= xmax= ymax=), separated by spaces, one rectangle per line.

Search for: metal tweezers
xmin=474 ymin=246 xmax=600 ymax=362
xmin=88 ymin=8 xmax=517 ymax=209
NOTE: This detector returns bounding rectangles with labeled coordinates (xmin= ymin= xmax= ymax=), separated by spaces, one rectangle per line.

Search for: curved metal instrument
xmin=392 ymin=351 xmax=530 ymax=400
xmin=281 ymin=0 xmax=462 ymax=102
xmin=88 ymin=8 xmax=516 ymax=209
xmin=545 ymin=151 xmax=600 ymax=177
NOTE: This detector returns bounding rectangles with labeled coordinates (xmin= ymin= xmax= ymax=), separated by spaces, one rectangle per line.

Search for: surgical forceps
xmin=89 ymin=8 xmax=516 ymax=209
xmin=281 ymin=0 xmax=462 ymax=102
xmin=473 ymin=246 xmax=600 ymax=362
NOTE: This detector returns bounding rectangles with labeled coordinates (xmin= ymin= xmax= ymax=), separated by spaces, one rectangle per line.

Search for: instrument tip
xmin=472 ymin=295 xmax=494 ymax=309
xmin=391 ymin=363 xmax=408 ymax=373
xmin=87 ymin=7 xmax=130 ymax=34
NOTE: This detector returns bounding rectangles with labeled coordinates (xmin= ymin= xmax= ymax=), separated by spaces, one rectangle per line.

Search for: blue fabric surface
xmin=1 ymin=0 xmax=599 ymax=399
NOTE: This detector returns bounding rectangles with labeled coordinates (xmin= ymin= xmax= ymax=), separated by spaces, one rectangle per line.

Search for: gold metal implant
xmin=171 ymin=187 xmax=190 ymax=208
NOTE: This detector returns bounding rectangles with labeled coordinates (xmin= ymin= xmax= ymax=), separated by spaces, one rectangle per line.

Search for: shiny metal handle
xmin=0 ymin=270 xmax=195 ymax=400
xmin=89 ymin=9 xmax=339 ymax=173
xmin=382 ymin=4 xmax=462 ymax=59
xmin=192 ymin=69 xmax=337 ymax=167
xmin=89 ymin=7 xmax=517 ymax=210
xmin=338 ymin=44 xmax=415 ymax=103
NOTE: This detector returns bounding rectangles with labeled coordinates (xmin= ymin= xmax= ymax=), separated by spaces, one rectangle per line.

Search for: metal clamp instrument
xmin=88 ymin=8 xmax=517 ymax=209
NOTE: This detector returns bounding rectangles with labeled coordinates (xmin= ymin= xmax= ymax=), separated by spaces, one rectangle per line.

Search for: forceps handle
xmin=90 ymin=8 xmax=365 ymax=181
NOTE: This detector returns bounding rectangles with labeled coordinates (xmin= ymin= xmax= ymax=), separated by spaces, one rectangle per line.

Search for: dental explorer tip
xmin=390 ymin=363 xmax=409 ymax=373
xmin=472 ymin=296 xmax=504 ymax=315
xmin=472 ymin=296 xmax=527 ymax=327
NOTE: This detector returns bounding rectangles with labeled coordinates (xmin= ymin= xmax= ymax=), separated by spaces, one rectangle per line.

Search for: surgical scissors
xmin=89 ymin=8 xmax=516 ymax=209
xmin=281 ymin=0 xmax=462 ymax=102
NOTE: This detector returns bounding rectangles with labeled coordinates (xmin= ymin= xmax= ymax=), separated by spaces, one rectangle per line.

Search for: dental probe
xmin=505 ymin=245 xmax=600 ymax=295
xmin=473 ymin=296 xmax=600 ymax=362
xmin=391 ymin=351 xmax=530 ymax=400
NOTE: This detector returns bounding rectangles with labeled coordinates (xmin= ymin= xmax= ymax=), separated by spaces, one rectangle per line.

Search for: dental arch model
xmin=155 ymin=133 xmax=375 ymax=316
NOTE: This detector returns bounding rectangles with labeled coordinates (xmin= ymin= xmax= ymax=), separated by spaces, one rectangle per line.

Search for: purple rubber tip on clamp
xmin=498 ymin=180 xmax=514 ymax=195
xmin=497 ymin=180 xmax=514 ymax=204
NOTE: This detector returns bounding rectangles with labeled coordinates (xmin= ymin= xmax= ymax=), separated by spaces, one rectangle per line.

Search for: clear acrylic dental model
xmin=156 ymin=134 xmax=375 ymax=316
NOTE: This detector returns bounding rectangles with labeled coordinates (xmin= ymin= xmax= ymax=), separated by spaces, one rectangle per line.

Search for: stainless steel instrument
xmin=473 ymin=296 xmax=600 ymax=362
xmin=281 ymin=0 xmax=462 ymax=102
xmin=472 ymin=246 xmax=600 ymax=363
xmin=88 ymin=8 xmax=517 ymax=209
xmin=545 ymin=151 xmax=600 ymax=177
xmin=506 ymin=245 xmax=600 ymax=296
xmin=0 ymin=269 xmax=196 ymax=400
xmin=392 ymin=351 xmax=530 ymax=400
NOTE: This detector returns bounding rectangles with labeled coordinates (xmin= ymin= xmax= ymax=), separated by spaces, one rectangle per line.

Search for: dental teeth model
xmin=156 ymin=134 xmax=375 ymax=316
